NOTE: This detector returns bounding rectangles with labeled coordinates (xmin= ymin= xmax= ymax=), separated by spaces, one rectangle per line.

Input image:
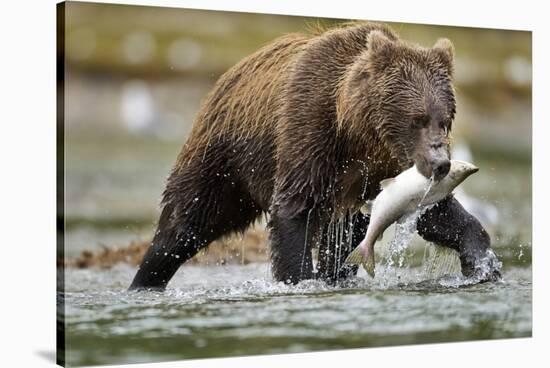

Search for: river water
xmin=60 ymin=142 xmax=532 ymax=366
xmin=61 ymin=261 xmax=531 ymax=366
xmin=60 ymin=145 xmax=532 ymax=366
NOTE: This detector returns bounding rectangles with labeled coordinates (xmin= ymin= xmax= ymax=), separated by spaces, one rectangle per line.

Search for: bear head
xmin=338 ymin=29 xmax=456 ymax=182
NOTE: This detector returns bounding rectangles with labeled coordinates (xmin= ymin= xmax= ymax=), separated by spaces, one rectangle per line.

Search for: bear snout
xmin=432 ymin=158 xmax=451 ymax=182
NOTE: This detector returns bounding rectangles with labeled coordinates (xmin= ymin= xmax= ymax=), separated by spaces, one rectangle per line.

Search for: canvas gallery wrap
xmin=56 ymin=1 xmax=532 ymax=366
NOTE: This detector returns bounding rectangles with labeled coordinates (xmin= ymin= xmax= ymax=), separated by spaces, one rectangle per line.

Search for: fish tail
xmin=345 ymin=246 xmax=365 ymax=265
xmin=345 ymin=245 xmax=376 ymax=278
xmin=364 ymin=252 xmax=375 ymax=278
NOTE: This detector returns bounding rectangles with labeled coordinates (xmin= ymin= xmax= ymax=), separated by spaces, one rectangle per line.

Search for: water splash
xmin=470 ymin=248 xmax=503 ymax=283
xmin=384 ymin=210 xmax=421 ymax=273
xmin=300 ymin=208 xmax=313 ymax=278
xmin=323 ymin=212 xmax=357 ymax=281
xmin=357 ymin=159 xmax=370 ymax=201
xmin=381 ymin=178 xmax=437 ymax=277
xmin=418 ymin=174 xmax=434 ymax=208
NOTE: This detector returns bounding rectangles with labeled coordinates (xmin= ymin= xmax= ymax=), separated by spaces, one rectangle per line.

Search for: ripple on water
xmin=62 ymin=263 xmax=531 ymax=366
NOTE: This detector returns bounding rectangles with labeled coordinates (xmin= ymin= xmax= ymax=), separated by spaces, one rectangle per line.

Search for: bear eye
xmin=412 ymin=115 xmax=429 ymax=128
xmin=440 ymin=119 xmax=452 ymax=136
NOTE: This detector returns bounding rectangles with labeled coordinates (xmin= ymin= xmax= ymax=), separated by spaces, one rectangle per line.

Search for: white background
xmin=0 ymin=0 xmax=547 ymax=367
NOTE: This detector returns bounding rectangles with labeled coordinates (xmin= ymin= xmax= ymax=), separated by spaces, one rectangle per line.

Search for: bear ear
xmin=433 ymin=38 xmax=455 ymax=75
xmin=367 ymin=30 xmax=394 ymax=54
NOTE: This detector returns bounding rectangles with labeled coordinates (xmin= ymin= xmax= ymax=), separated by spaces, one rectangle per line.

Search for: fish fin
xmin=364 ymin=252 xmax=376 ymax=278
xmin=380 ymin=178 xmax=395 ymax=189
xmin=377 ymin=231 xmax=383 ymax=241
xmin=345 ymin=246 xmax=376 ymax=278
xmin=345 ymin=246 xmax=365 ymax=265
xmin=360 ymin=201 xmax=373 ymax=215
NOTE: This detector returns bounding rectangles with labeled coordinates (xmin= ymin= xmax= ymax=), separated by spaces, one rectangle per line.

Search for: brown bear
xmin=129 ymin=22 xmax=500 ymax=291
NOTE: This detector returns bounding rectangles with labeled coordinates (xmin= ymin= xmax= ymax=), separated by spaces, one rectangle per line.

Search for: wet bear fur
xmin=130 ymin=22 xmax=497 ymax=290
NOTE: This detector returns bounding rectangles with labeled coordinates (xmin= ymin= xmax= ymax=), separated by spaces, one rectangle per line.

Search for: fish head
xmin=447 ymin=160 xmax=479 ymax=185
